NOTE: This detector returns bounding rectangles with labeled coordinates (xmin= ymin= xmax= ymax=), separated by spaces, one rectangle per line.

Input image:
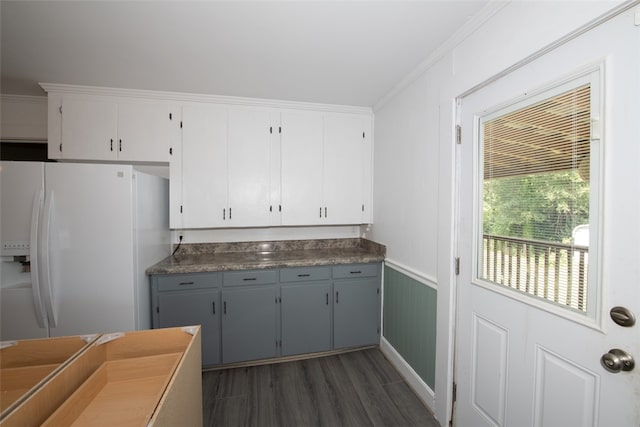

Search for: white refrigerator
xmin=0 ymin=161 xmax=170 ymax=340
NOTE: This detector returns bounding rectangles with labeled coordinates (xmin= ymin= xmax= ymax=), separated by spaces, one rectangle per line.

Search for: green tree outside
xmin=483 ymin=170 xmax=590 ymax=244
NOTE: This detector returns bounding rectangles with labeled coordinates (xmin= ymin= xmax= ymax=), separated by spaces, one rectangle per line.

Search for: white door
xmin=118 ymin=100 xmax=170 ymax=162
xmin=227 ymin=108 xmax=272 ymax=226
xmin=455 ymin=8 xmax=639 ymax=427
xmin=168 ymin=106 xmax=183 ymax=229
xmin=323 ymin=114 xmax=367 ymax=225
xmin=61 ymin=96 xmax=118 ymax=160
xmin=269 ymin=112 xmax=282 ymax=226
xmin=181 ymin=103 xmax=228 ymax=228
xmin=0 ymin=161 xmax=48 ymax=340
xmin=44 ymin=163 xmax=135 ymax=337
xmin=280 ymin=111 xmax=324 ymax=225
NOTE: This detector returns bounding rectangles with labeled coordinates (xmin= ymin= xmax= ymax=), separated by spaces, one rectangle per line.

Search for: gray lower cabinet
xmin=221 ymin=286 xmax=279 ymax=364
xmin=156 ymin=290 xmax=221 ymax=365
xmin=333 ymin=264 xmax=381 ymax=349
xmin=150 ymin=262 xmax=381 ymax=366
xmin=281 ymin=282 xmax=332 ymax=356
xmin=151 ymin=273 xmax=221 ymax=366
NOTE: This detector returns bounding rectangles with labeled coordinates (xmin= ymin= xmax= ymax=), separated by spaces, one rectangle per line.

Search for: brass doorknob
xmin=601 ymin=349 xmax=635 ymax=373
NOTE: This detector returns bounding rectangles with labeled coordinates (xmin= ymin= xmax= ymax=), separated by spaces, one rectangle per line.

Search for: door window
xmin=477 ymin=73 xmax=600 ymax=317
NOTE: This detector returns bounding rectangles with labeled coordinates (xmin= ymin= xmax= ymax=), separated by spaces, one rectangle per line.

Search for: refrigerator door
xmin=43 ymin=163 xmax=136 ymax=337
xmin=0 ymin=284 xmax=48 ymax=340
xmin=1 ymin=161 xmax=44 ymax=256
xmin=0 ymin=161 xmax=48 ymax=340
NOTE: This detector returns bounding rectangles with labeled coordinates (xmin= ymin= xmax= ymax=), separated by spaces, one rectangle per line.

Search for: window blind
xmin=480 ymin=84 xmax=591 ymax=312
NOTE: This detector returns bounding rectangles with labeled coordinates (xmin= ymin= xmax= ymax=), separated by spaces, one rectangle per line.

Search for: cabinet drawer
xmin=332 ymin=263 xmax=379 ymax=279
xmin=223 ymin=269 xmax=278 ymax=286
xmin=280 ymin=266 xmax=331 ymax=283
xmin=156 ymin=273 xmax=221 ymax=291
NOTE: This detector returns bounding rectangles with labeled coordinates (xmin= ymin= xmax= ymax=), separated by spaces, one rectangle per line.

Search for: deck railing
xmin=481 ymin=234 xmax=588 ymax=312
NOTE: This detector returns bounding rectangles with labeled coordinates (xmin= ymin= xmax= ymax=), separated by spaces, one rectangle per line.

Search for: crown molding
xmin=0 ymin=94 xmax=47 ymax=104
xmin=39 ymin=83 xmax=372 ymax=115
xmin=373 ymin=0 xmax=510 ymax=112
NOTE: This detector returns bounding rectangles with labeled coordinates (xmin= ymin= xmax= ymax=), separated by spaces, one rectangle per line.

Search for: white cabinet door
xmin=280 ymin=111 xmax=324 ymax=225
xmin=361 ymin=117 xmax=373 ymax=224
xmin=168 ymin=107 xmax=183 ymax=229
xmin=268 ymin=112 xmax=282 ymax=226
xmin=181 ymin=103 xmax=228 ymax=228
xmin=118 ymin=100 xmax=170 ymax=162
xmin=61 ymin=96 xmax=118 ymax=160
xmin=322 ymin=114 xmax=368 ymax=225
xmin=227 ymin=108 xmax=272 ymax=226
xmin=58 ymin=95 xmax=170 ymax=162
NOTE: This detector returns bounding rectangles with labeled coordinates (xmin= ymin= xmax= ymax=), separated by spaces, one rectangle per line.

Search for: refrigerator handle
xmin=40 ymin=189 xmax=59 ymax=327
xmin=30 ymin=190 xmax=47 ymax=328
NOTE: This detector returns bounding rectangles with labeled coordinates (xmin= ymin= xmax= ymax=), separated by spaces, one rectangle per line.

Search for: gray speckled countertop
xmin=146 ymin=238 xmax=386 ymax=275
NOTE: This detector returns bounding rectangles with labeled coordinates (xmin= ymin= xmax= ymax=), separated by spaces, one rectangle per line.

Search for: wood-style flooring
xmin=202 ymin=348 xmax=439 ymax=427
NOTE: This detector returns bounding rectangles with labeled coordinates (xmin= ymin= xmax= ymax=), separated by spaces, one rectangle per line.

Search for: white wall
xmin=173 ymin=225 xmax=364 ymax=244
xmin=370 ymin=0 xmax=628 ymax=425
xmin=370 ymin=69 xmax=440 ymax=276
xmin=0 ymin=95 xmax=47 ymax=141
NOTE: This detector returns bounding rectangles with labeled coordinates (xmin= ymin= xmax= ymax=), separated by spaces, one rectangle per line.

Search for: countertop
xmin=146 ymin=238 xmax=386 ymax=275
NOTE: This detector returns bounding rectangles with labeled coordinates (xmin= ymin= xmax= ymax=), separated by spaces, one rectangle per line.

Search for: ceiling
xmin=1 ymin=1 xmax=490 ymax=107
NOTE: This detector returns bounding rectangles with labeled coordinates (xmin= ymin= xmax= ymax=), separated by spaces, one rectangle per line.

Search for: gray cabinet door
xmin=333 ymin=278 xmax=380 ymax=349
xmin=157 ymin=289 xmax=221 ymax=366
xmin=281 ymin=282 xmax=331 ymax=356
xmin=221 ymin=287 xmax=279 ymax=364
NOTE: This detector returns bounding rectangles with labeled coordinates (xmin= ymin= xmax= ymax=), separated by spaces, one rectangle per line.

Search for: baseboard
xmin=201 ymin=345 xmax=376 ymax=372
xmin=380 ymin=337 xmax=436 ymax=413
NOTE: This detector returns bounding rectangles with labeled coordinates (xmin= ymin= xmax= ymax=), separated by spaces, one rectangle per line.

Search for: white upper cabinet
xmin=280 ymin=112 xmax=372 ymax=226
xmin=117 ymin=100 xmax=171 ymax=162
xmin=280 ymin=111 xmax=324 ymax=225
xmin=41 ymin=83 xmax=373 ymax=229
xmin=179 ymin=103 xmax=228 ymax=229
xmin=58 ymin=96 xmax=118 ymax=160
xmin=168 ymin=108 xmax=183 ymax=229
xmin=47 ymin=93 xmax=170 ymax=162
xmin=175 ymin=106 xmax=282 ymax=229
xmin=323 ymin=114 xmax=371 ymax=225
xmin=227 ymin=108 xmax=276 ymax=227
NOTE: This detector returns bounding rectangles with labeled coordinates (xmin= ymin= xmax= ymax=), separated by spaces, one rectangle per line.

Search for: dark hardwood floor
xmin=202 ymin=348 xmax=440 ymax=427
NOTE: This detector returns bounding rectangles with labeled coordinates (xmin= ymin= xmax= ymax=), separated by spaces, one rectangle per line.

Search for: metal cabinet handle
xmin=110 ymin=139 xmax=114 ymax=151
xmin=350 ymin=271 xmax=362 ymax=275
xmin=243 ymin=277 xmax=257 ymax=281
xmin=119 ymin=139 xmax=122 ymax=152
xmin=179 ymin=281 xmax=194 ymax=286
xmin=326 ymin=293 xmax=329 ymax=305
xmin=336 ymin=291 xmax=339 ymax=304
xmin=212 ymin=301 xmax=215 ymax=315
xmin=298 ymin=274 xmax=310 ymax=277
xmin=223 ymin=301 xmax=227 ymax=314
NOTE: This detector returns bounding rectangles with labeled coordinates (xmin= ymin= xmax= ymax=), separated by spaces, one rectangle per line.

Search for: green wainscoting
xmin=383 ymin=265 xmax=437 ymax=389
